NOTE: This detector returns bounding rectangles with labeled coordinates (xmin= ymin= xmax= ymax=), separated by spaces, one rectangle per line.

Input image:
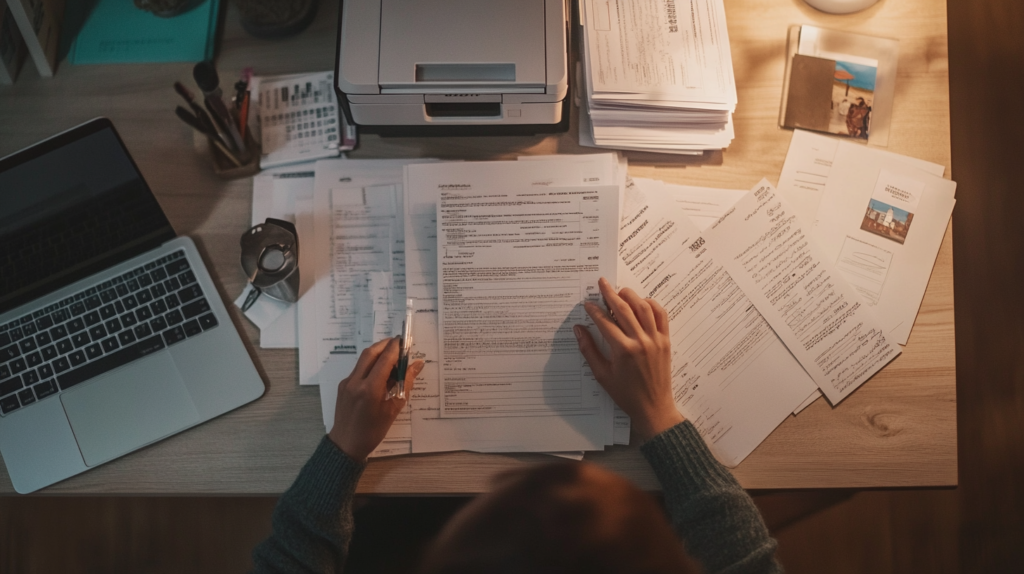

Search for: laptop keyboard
xmin=0 ymin=250 xmax=218 ymax=416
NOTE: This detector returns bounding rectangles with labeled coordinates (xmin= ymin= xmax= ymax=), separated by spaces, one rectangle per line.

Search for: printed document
xmin=404 ymin=160 xmax=619 ymax=453
xmin=813 ymin=144 xmax=956 ymax=345
xmin=704 ymin=180 xmax=900 ymax=404
xmin=617 ymin=179 xmax=817 ymax=465
xmin=776 ymin=130 xmax=945 ymax=225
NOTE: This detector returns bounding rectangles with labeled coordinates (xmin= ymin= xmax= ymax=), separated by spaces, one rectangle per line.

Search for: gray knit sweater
xmin=251 ymin=421 xmax=782 ymax=573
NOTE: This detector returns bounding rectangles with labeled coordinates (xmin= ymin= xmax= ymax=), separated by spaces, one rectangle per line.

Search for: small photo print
xmin=828 ymin=60 xmax=877 ymax=140
xmin=861 ymin=199 xmax=913 ymax=245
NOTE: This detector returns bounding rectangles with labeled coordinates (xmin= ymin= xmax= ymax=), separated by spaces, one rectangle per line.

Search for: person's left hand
xmin=328 ymin=337 xmax=425 ymax=462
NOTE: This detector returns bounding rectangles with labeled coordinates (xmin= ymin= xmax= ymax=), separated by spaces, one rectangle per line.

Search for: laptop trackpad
xmin=61 ymin=353 xmax=201 ymax=467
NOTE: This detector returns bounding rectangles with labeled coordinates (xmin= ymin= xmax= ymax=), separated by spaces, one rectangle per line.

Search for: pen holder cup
xmin=193 ymin=129 xmax=261 ymax=179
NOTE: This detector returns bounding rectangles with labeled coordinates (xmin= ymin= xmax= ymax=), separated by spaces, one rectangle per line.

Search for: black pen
xmin=175 ymin=106 xmax=243 ymax=167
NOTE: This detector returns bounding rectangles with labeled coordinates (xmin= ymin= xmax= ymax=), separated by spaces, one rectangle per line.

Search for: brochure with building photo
xmin=813 ymin=143 xmax=956 ymax=345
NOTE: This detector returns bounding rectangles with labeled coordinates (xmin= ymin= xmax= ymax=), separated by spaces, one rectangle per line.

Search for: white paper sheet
xmin=704 ymin=180 xmax=900 ymax=404
xmin=404 ymin=160 xmax=619 ymax=453
xmin=776 ymin=130 xmax=945 ymax=226
xmin=436 ymin=183 xmax=618 ymax=419
xmin=813 ymin=145 xmax=956 ymax=345
xmin=617 ymin=179 xmax=817 ymax=466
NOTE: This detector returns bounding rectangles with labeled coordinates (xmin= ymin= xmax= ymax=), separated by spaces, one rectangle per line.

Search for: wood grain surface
xmin=0 ymin=0 xmax=955 ymax=494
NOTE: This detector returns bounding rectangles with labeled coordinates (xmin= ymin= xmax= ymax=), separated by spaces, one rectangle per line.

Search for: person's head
xmin=857 ymin=97 xmax=866 ymax=106
xmin=418 ymin=461 xmax=696 ymax=574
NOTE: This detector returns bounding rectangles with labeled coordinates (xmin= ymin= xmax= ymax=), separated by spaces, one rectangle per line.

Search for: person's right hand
xmin=574 ymin=278 xmax=684 ymax=442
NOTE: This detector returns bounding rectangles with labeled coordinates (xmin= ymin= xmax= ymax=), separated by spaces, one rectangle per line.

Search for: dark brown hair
xmin=417 ymin=462 xmax=695 ymax=574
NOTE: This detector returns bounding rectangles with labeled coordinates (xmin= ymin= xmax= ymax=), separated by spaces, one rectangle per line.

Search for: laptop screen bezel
xmin=0 ymin=117 xmax=178 ymax=315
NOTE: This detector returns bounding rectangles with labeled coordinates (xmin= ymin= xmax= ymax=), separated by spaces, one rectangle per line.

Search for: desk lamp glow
xmin=805 ymin=0 xmax=879 ymax=14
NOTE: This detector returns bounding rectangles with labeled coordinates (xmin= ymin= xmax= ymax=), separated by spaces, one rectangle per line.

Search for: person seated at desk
xmin=251 ymin=278 xmax=782 ymax=574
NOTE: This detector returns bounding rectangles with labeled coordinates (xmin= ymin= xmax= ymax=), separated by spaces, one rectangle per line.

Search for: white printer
xmin=335 ymin=0 xmax=570 ymax=136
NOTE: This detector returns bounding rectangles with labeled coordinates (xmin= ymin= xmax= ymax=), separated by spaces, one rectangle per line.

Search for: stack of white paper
xmin=579 ymin=0 xmax=737 ymax=154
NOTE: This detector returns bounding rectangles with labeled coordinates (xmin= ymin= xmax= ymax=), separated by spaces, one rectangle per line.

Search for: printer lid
xmin=378 ymin=0 xmax=548 ymax=94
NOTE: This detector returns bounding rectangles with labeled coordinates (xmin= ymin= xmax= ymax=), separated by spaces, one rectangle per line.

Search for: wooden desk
xmin=0 ymin=0 xmax=955 ymax=494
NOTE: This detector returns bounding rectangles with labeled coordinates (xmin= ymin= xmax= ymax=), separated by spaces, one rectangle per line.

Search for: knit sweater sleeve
xmin=251 ymin=436 xmax=366 ymax=574
xmin=640 ymin=421 xmax=782 ymax=574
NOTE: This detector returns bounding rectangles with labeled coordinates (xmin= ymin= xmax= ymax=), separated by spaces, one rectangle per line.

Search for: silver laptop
xmin=0 ymin=118 xmax=265 ymax=493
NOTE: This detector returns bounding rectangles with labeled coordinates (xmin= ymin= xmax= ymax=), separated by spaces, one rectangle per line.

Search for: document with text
xmin=617 ymin=179 xmax=817 ymax=465
xmin=704 ymin=180 xmax=900 ymax=404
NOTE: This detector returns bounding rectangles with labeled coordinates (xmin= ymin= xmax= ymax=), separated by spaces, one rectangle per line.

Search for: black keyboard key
xmin=19 ymin=338 xmax=37 ymax=353
xmin=57 ymin=335 xmax=166 ymax=391
xmin=53 ymin=357 xmax=71 ymax=373
xmin=84 ymin=311 xmax=101 ymax=326
xmin=198 ymin=313 xmax=218 ymax=330
xmin=105 ymin=318 xmax=122 ymax=334
xmin=138 ymin=274 xmax=153 ymax=288
xmin=38 ymin=364 xmax=53 ymax=379
xmin=34 ymin=379 xmax=58 ymax=399
xmin=165 ymin=277 xmax=181 ymax=292
xmin=183 ymin=319 xmax=202 ymax=338
xmin=134 ymin=323 xmax=152 ymax=338
xmin=100 ymin=289 xmax=117 ymax=303
xmin=100 ymin=304 xmax=117 ymax=320
xmin=178 ymin=285 xmax=202 ymax=304
xmin=120 ymin=313 xmax=138 ymax=328
xmin=163 ymin=326 xmax=186 ymax=346
xmin=71 ymin=302 xmax=86 ymax=316
xmin=8 ymin=327 xmax=22 ymax=341
xmin=9 ymin=358 xmax=26 ymax=373
xmin=115 ymin=300 xmax=125 ymax=314
xmin=0 ymin=333 xmax=9 ymax=347
xmin=179 ymin=270 xmax=197 ymax=286
xmin=67 ymin=318 xmax=86 ymax=333
xmin=0 ymin=376 xmax=22 ymax=397
xmin=150 ymin=299 xmax=168 ymax=315
xmin=89 ymin=325 xmax=108 ymax=340
xmin=124 ymin=295 xmax=139 ymax=309
xmin=35 ymin=315 xmax=54 ymax=330
xmin=50 ymin=324 xmax=68 ymax=340
xmin=22 ymin=370 xmax=39 ymax=385
xmin=166 ymin=259 xmax=190 ymax=276
xmin=0 ymin=364 xmax=8 ymax=379
xmin=118 ymin=330 xmax=137 ymax=346
xmin=1 ymin=343 xmax=20 ymax=361
xmin=35 ymin=331 xmax=52 ymax=346
xmin=69 ymin=350 xmax=86 ymax=366
xmin=137 ymin=291 xmax=153 ymax=306
xmin=26 ymin=352 xmax=42 ymax=368
xmin=150 ymin=315 xmax=168 ymax=332
xmin=41 ymin=344 xmax=57 ymax=361
xmin=151 ymin=268 xmax=168 ymax=282
xmin=85 ymin=343 xmax=103 ymax=360
xmin=136 ymin=307 xmax=153 ymax=322
xmin=22 ymin=322 xmax=36 ymax=336
xmin=56 ymin=338 xmax=73 ymax=354
xmin=101 ymin=337 xmax=120 ymax=353
xmin=18 ymin=388 xmax=36 ymax=406
xmin=51 ymin=308 xmax=70 ymax=324
xmin=115 ymin=283 xmax=129 ymax=297
xmin=182 ymin=298 xmax=211 ymax=319
xmin=165 ymin=309 xmax=184 ymax=325
xmin=165 ymin=293 xmax=181 ymax=309
xmin=151 ymin=283 xmax=167 ymax=298
xmin=127 ymin=278 xmax=141 ymax=292
xmin=72 ymin=332 xmax=91 ymax=348
xmin=0 ymin=395 xmax=19 ymax=414
xmin=85 ymin=295 xmax=102 ymax=310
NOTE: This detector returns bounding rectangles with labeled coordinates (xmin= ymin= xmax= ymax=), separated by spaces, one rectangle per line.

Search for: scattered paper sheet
xmin=703 ymin=180 xmax=900 ymax=404
xmin=617 ymin=179 xmax=817 ymax=466
xmin=813 ymin=144 xmax=956 ymax=345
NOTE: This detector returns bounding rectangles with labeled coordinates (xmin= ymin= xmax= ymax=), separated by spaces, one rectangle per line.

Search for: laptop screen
xmin=0 ymin=119 xmax=175 ymax=314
